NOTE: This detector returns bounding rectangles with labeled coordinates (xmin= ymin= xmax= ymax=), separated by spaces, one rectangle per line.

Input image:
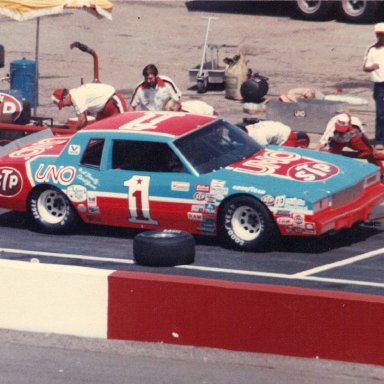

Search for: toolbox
xmin=265 ymin=99 xmax=347 ymax=134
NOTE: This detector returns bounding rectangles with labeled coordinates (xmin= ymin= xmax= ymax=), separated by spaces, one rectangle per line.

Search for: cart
xmin=188 ymin=17 xmax=234 ymax=93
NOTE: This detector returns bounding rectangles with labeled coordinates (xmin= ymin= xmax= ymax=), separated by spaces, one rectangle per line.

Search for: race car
xmin=0 ymin=111 xmax=384 ymax=251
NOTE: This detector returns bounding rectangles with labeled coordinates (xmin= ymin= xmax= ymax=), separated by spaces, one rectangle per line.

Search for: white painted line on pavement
xmin=177 ymin=264 xmax=384 ymax=288
xmin=292 ymin=248 xmax=384 ymax=277
xmin=0 ymin=248 xmax=134 ymax=265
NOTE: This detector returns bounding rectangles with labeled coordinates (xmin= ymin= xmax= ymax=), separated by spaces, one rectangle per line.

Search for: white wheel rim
xmin=341 ymin=0 xmax=366 ymax=17
xmin=37 ymin=190 xmax=67 ymax=225
xmin=297 ymin=0 xmax=322 ymax=14
xmin=231 ymin=205 xmax=262 ymax=242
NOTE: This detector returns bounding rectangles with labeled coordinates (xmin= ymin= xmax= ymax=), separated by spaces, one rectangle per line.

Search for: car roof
xmin=81 ymin=111 xmax=216 ymax=139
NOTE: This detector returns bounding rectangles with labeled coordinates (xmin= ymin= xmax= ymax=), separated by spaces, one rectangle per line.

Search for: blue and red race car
xmin=0 ymin=111 xmax=383 ymax=251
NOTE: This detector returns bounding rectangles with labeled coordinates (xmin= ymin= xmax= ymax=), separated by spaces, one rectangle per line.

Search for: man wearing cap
xmin=363 ymin=22 xmax=384 ymax=144
xmin=52 ymin=83 xmax=127 ymax=129
xmin=319 ymin=112 xmax=384 ymax=176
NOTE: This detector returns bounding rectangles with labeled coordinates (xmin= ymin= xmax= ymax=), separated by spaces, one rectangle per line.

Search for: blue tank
xmin=10 ymin=58 xmax=37 ymax=107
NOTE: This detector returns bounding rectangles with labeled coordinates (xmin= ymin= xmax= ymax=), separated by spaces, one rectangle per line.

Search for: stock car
xmin=0 ymin=111 xmax=384 ymax=251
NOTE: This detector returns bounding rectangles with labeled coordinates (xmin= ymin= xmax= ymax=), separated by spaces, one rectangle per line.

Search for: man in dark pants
xmin=363 ymin=23 xmax=384 ymax=145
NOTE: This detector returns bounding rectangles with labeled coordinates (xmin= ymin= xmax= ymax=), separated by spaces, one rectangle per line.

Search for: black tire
xmin=133 ymin=230 xmax=195 ymax=267
xmin=197 ymin=77 xmax=208 ymax=93
xmin=218 ymin=196 xmax=276 ymax=251
xmin=337 ymin=0 xmax=380 ymax=23
xmin=27 ymin=186 xmax=79 ymax=233
xmin=293 ymin=0 xmax=335 ymax=21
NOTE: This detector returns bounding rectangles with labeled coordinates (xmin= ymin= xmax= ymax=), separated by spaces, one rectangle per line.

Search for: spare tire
xmin=133 ymin=230 xmax=195 ymax=267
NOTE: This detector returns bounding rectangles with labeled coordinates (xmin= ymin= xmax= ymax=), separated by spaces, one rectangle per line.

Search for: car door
xmin=94 ymin=138 xmax=198 ymax=232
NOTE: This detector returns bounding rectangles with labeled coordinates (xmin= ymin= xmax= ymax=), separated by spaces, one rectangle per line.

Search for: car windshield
xmin=174 ymin=120 xmax=262 ymax=174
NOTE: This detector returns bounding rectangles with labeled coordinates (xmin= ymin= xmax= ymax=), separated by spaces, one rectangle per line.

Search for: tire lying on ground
xmin=133 ymin=230 xmax=195 ymax=267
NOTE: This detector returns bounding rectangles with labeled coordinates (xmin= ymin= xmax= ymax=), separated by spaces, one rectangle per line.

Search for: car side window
xmin=80 ymin=139 xmax=105 ymax=168
xmin=112 ymin=140 xmax=185 ymax=172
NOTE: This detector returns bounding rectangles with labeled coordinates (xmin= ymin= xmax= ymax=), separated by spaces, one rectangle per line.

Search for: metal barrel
xmin=10 ymin=58 xmax=37 ymax=107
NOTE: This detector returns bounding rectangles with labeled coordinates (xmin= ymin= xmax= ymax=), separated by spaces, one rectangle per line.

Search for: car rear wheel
xmin=218 ymin=196 xmax=276 ymax=251
xmin=133 ymin=230 xmax=195 ymax=267
xmin=28 ymin=187 xmax=79 ymax=233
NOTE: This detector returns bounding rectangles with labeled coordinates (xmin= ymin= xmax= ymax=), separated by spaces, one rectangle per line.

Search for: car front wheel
xmin=28 ymin=187 xmax=79 ymax=233
xmin=218 ymin=196 xmax=276 ymax=251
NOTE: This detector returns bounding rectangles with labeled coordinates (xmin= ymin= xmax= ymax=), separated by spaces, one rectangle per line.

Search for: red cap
xmin=52 ymin=88 xmax=66 ymax=110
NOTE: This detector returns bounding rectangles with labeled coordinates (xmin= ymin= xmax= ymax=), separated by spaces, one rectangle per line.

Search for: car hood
xmin=218 ymin=146 xmax=378 ymax=202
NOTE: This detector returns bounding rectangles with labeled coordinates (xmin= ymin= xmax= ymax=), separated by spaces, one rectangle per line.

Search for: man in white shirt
xmin=363 ymin=22 xmax=384 ymax=144
xmin=52 ymin=83 xmax=127 ymax=129
xmin=243 ymin=120 xmax=310 ymax=148
xmin=130 ymin=64 xmax=181 ymax=111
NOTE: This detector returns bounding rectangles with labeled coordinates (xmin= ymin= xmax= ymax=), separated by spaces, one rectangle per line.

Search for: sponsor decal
xmin=77 ymin=167 xmax=99 ymax=190
xmin=285 ymin=197 xmax=306 ymax=207
xmin=0 ymin=167 xmax=22 ymax=197
xmin=188 ymin=212 xmax=203 ymax=221
xmin=205 ymin=194 xmax=216 ymax=203
xmin=276 ymin=210 xmax=291 ymax=216
xmin=0 ymin=92 xmax=22 ymax=122
xmin=288 ymin=162 xmax=338 ymax=182
xmin=233 ymin=185 xmax=266 ymax=195
xmin=198 ymin=217 xmax=216 ymax=233
xmin=66 ymin=185 xmax=87 ymax=203
xmin=193 ymin=192 xmax=206 ymax=201
xmin=305 ymin=223 xmax=315 ymax=231
xmin=196 ymin=184 xmax=210 ymax=192
xmin=88 ymin=206 xmax=100 ymax=214
xmin=68 ymin=144 xmax=81 ymax=155
xmin=261 ymin=195 xmax=274 ymax=205
xmin=274 ymin=195 xmax=286 ymax=208
xmin=205 ymin=203 xmax=216 ymax=215
xmin=276 ymin=217 xmax=293 ymax=225
xmin=87 ymin=193 xmax=97 ymax=207
xmin=293 ymin=214 xmax=304 ymax=225
xmin=171 ymin=181 xmax=190 ymax=192
xmin=9 ymin=137 xmax=68 ymax=159
xmin=230 ymin=149 xmax=339 ymax=181
xmin=191 ymin=205 xmax=205 ymax=213
xmin=210 ymin=179 xmax=228 ymax=200
xmin=294 ymin=109 xmax=306 ymax=118
xmin=35 ymin=164 xmax=76 ymax=186
xmin=77 ymin=204 xmax=86 ymax=213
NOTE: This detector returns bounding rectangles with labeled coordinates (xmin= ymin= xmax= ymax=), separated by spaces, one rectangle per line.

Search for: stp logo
xmin=0 ymin=92 xmax=23 ymax=122
xmin=0 ymin=167 xmax=23 ymax=196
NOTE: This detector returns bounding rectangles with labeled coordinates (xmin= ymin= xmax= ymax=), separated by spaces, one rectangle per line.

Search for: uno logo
xmin=0 ymin=167 xmax=22 ymax=196
xmin=288 ymin=162 xmax=339 ymax=182
xmin=294 ymin=110 xmax=306 ymax=118
xmin=35 ymin=164 xmax=76 ymax=186
xmin=0 ymin=92 xmax=22 ymax=122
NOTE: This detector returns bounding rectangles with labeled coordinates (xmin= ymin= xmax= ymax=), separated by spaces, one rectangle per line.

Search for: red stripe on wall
xmin=108 ymin=271 xmax=384 ymax=365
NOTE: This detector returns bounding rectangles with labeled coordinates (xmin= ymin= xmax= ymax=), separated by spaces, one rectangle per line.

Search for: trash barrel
xmin=10 ymin=58 xmax=37 ymax=107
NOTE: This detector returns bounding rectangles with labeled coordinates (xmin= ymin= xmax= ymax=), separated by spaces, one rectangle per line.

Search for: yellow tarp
xmin=0 ymin=0 xmax=112 ymax=21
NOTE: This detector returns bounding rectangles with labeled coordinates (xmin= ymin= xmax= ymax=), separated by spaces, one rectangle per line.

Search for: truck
xmin=186 ymin=1 xmax=383 ymax=24
xmin=293 ymin=0 xmax=382 ymax=23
